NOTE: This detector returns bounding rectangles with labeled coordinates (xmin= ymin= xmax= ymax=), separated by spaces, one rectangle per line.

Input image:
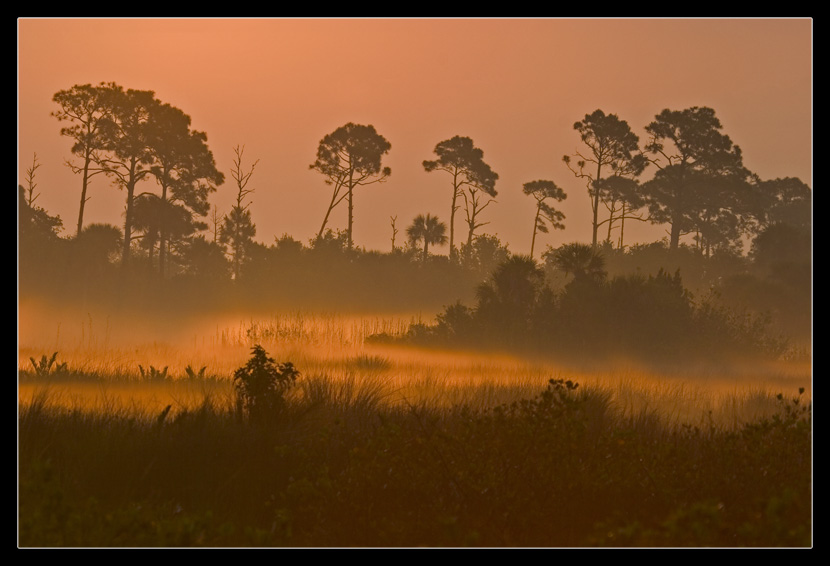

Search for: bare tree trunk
xmin=158 ymin=185 xmax=168 ymax=279
xmin=530 ymin=206 xmax=540 ymax=260
xmin=77 ymin=152 xmax=92 ymax=236
xmin=449 ymin=170 xmax=460 ymax=261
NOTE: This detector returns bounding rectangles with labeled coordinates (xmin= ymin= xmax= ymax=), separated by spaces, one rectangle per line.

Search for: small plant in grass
xmin=184 ymin=365 xmax=208 ymax=380
xmin=28 ymin=352 xmax=68 ymax=377
xmin=138 ymin=365 xmax=169 ymax=381
xmin=233 ymin=344 xmax=299 ymax=423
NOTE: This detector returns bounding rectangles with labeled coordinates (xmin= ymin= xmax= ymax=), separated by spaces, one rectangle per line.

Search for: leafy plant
xmin=184 ymin=365 xmax=208 ymax=380
xmin=28 ymin=352 xmax=67 ymax=376
xmin=233 ymin=345 xmax=299 ymax=422
xmin=138 ymin=365 xmax=169 ymax=381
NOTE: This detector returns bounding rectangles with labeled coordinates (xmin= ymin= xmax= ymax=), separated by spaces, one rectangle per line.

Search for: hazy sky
xmin=18 ymin=18 xmax=812 ymax=255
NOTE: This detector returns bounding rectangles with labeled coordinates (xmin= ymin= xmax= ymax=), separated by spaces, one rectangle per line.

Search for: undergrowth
xmin=18 ymin=368 xmax=811 ymax=547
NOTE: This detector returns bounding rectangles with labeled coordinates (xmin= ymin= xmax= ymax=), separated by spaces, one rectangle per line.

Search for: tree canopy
xmin=563 ymin=110 xmax=647 ymax=248
xmin=424 ymin=136 xmax=498 ymax=261
xmin=310 ymin=123 xmax=392 ymax=251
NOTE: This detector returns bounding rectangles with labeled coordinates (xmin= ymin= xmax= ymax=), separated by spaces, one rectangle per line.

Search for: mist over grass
xmin=19 ymin=367 xmax=811 ymax=547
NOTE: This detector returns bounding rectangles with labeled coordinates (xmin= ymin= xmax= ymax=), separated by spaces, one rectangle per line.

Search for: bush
xmin=233 ymin=345 xmax=299 ymax=423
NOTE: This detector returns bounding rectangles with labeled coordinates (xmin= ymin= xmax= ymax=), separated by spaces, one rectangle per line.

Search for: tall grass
xmin=19 ymin=378 xmax=811 ymax=547
xmin=19 ymin=307 xmax=812 ymax=546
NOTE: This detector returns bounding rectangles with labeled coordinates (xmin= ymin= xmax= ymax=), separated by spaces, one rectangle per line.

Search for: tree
xmin=752 ymin=176 xmax=811 ymax=232
xmin=459 ymin=233 xmax=510 ymax=277
xmin=132 ymin=194 xmax=203 ymax=273
xmin=592 ymin=175 xmax=648 ymax=249
xmin=545 ymin=242 xmax=606 ymax=282
xmin=19 ymin=184 xmax=63 ymax=250
xmin=52 ymin=82 xmax=115 ymax=235
xmin=179 ymin=235 xmax=230 ymax=282
xmin=522 ymin=180 xmax=567 ymax=259
xmin=220 ymin=145 xmax=259 ymax=281
xmin=406 ymin=213 xmax=448 ymax=262
xmin=22 ymin=153 xmax=41 ymax=208
xmin=563 ymin=110 xmax=647 ymax=249
xmin=642 ymin=106 xmax=749 ymax=251
xmin=145 ymin=101 xmax=224 ymax=278
xmin=70 ymin=223 xmax=122 ymax=292
xmin=390 ymin=215 xmax=399 ymax=252
xmin=233 ymin=344 xmax=299 ymax=423
xmin=96 ymin=85 xmax=158 ymax=266
xmin=309 ymin=123 xmax=391 ymax=250
xmin=424 ymin=136 xmax=499 ymax=261
xmin=474 ymin=255 xmax=548 ymax=343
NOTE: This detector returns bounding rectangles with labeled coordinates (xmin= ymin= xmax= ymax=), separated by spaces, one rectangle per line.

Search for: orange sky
xmin=17 ymin=18 xmax=812 ymax=255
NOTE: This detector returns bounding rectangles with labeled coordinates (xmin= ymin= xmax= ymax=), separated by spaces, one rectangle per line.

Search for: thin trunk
xmin=618 ymin=202 xmax=626 ymax=249
xmin=158 ymin=184 xmax=168 ymax=279
xmin=122 ymin=181 xmax=135 ymax=266
xmin=317 ymin=192 xmax=338 ymax=241
xmin=76 ymin=151 xmax=92 ymax=236
xmin=423 ymin=240 xmax=429 ymax=262
xmin=606 ymin=200 xmax=615 ymax=244
xmin=592 ymin=160 xmax=602 ymax=249
xmin=449 ymin=169 xmax=459 ymax=261
xmin=347 ymin=168 xmax=355 ymax=251
xmin=530 ymin=206 xmax=540 ymax=259
xmin=670 ymin=214 xmax=682 ymax=251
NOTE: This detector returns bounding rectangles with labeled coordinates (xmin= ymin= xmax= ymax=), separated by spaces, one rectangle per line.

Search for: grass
xmin=18 ymin=307 xmax=812 ymax=547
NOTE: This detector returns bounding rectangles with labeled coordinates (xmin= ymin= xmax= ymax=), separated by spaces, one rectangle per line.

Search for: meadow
xmin=18 ymin=304 xmax=812 ymax=547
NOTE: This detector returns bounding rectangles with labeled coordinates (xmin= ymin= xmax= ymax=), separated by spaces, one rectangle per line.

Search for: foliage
xmin=563 ymin=109 xmax=647 ymax=247
xmin=309 ymin=122 xmax=392 ymax=250
xmin=18 ymin=377 xmax=811 ymax=547
xmin=642 ymin=106 xmax=753 ymax=251
xmin=424 ymin=136 xmax=499 ymax=261
xmin=522 ymin=179 xmax=567 ymax=258
xmin=233 ymin=345 xmax=299 ymax=422
xmin=138 ymin=365 xmax=169 ymax=381
xmin=29 ymin=352 xmax=68 ymax=377
xmin=406 ymin=213 xmax=448 ymax=261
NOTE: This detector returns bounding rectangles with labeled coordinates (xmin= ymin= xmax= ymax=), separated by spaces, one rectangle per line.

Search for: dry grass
xmin=19 ymin=302 xmax=811 ymax=429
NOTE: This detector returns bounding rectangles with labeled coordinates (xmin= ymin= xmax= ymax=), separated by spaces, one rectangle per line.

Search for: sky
xmin=17 ymin=17 xmax=813 ymax=256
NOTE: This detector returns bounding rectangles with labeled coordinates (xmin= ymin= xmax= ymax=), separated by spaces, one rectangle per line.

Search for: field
xmin=18 ymin=303 xmax=813 ymax=547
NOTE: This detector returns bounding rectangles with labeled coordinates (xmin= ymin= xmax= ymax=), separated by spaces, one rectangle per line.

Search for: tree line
xmin=20 ymin=82 xmax=810 ymax=338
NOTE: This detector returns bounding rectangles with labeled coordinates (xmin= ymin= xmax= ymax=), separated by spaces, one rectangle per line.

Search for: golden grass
xmin=18 ymin=302 xmax=811 ymax=429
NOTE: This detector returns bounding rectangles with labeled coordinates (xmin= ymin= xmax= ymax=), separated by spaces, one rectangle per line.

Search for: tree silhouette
xmin=474 ymin=255 xmax=548 ymax=343
xmin=22 ymin=153 xmax=41 ymax=208
xmin=424 ymin=136 xmax=499 ymax=261
xmin=310 ymin=123 xmax=391 ymax=251
xmin=71 ymin=223 xmax=121 ymax=295
xmin=220 ymin=145 xmax=258 ymax=281
xmin=563 ymin=110 xmax=646 ymax=249
xmin=460 ymin=234 xmax=510 ymax=277
xmin=522 ymin=180 xmax=567 ymax=259
xmin=407 ymin=213 xmax=448 ymax=262
xmin=52 ymin=82 xmax=115 ymax=235
xmin=132 ymin=194 xmax=203 ymax=273
xmin=145 ymin=101 xmax=224 ymax=278
xmin=96 ymin=85 xmax=158 ymax=267
xmin=753 ymin=176 xmax=812 ymax=232
xmin=592 ymin=175 xmax=648 ymax=249
xmin=545 ymin=242 xmax=606 ymax=282
xmin=642 ymin=106 xmax=750 ymax=251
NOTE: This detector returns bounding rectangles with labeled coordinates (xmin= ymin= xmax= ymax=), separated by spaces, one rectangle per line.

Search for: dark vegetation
xmin=21 ymin=84 xmax=812 ymax=353
xmin=19 ymin=354 xmax=811 ymax=547
xmin=19 ymin=84 xmax=812 ymax=546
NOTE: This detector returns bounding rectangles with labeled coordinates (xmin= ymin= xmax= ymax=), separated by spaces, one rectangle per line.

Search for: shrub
xmin=233 ymin=345 xmax=299 ymax=423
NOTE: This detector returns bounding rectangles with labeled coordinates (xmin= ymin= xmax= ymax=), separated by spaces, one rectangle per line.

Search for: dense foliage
xmin=18 ymin=375 xmax=811 ymax=547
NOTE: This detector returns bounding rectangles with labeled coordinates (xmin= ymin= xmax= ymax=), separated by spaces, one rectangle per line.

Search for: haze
xmin=18 ymin=17 xmax=812 ymax=254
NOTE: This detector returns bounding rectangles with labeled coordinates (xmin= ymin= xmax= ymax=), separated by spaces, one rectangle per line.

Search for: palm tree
xmin=546 ymin=242 xmax=606 ymax=281
xmin=407 ymin=213 xmax=448 ymax=262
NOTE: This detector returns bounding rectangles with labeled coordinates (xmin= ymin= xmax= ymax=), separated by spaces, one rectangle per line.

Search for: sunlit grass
xmin=18 ymin=305 xmax=812 ymax=547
